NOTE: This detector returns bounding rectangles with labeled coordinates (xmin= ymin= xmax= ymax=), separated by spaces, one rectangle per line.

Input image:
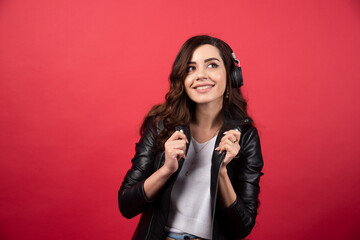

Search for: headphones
xmin=226 ymin=44 xmax=244 ymax=88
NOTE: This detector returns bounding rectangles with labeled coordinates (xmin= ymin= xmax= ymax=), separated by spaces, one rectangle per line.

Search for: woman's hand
xmin=162 ymin=130 xmax=188 ymax=175
xmin=215 ymin=129 xmax=241 ymax=168
xmin=215 ymin=129 xmax=241 ymax=207
xmin=143 ymin=130 xmax=188 ymax=201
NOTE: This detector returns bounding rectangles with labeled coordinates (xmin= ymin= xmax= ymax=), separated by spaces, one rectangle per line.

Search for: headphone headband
xmin=231 ymin=52 xmax=241 ymax=67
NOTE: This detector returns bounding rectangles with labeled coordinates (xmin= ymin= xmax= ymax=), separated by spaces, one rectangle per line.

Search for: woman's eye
xmin=187 ymin=66 xmax=195 ymax=72
xmin=208 ymin=63 xmax=218 ymax=68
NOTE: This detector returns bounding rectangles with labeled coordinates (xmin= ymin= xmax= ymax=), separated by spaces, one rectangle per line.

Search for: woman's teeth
xmin=196 ymin=85 xmax=212 ymax=90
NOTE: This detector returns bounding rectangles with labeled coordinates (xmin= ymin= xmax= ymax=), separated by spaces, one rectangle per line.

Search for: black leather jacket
xmin=118 ymin=116 xmax=264 ymax=240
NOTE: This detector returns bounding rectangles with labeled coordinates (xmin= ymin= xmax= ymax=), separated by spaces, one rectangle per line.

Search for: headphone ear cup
xmin=231 ymin=66 xmax=243 ymax=88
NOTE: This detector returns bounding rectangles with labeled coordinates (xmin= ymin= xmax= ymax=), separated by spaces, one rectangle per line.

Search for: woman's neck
xmin=192 ymin=102 xmax=223 ymax=130
xmin=190 ymin=102 xmax=223 ymax=143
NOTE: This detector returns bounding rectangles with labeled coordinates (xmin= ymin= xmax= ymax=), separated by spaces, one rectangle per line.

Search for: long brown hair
xmin=140 ymin=35 xmax=250 ymax=150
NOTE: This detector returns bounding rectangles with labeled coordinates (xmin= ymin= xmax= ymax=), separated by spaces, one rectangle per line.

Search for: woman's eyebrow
xmin=187 ymin=57 xmax=221 ymax=65
xmin=204 ymin=57 xmax=220 ymax=63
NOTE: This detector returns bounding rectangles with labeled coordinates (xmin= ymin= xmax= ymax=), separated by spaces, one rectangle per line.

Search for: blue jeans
xmin=166 ymin=232 xmax=202 ymax=239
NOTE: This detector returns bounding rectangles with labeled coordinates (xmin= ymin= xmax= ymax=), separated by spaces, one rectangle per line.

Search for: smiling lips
xmin=193 ymin=84 xmax=214 ymax=92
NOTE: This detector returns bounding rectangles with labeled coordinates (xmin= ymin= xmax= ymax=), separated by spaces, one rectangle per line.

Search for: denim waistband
xmin=166 ymin=232 xmax=201 ymax=239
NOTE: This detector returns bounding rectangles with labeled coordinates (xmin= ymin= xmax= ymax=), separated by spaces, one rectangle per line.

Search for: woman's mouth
xmin=195 ymin=85 xmax=212 ymax=90
xmin=193 ymin=84 xmax=214 ymax=93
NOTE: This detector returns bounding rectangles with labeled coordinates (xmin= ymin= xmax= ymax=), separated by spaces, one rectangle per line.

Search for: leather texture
xmin=118 ymin=115 xmax=264 ymax=240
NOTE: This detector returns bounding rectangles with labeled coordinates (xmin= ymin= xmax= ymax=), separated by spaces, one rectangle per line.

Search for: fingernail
xmin=223 ymin=131 xmax=228 ymax=134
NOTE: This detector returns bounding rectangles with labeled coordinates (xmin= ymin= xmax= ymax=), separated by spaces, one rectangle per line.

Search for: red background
xmin=1 ymin=0 xmax=360 ymax=239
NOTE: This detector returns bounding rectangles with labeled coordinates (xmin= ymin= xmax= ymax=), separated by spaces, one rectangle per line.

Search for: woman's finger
xmin=168 ymin=130 xmax=188 ymax=143
xmin=220 ymin=139 xmax=235 ymax=153
xmin=165 ymin=148 xmax=185 ymax=161
xmin=223 ymin=130 xmax=241 ymax=142
xmin=171 ymin=149 xmax=185 ymax=160
xmin=166 ymin=139 xmax=187 ymax=151
xmin=221 ymin=134 xmax=234 ymax=143
xmin=217 ymin=138 xmax=239 ymax=154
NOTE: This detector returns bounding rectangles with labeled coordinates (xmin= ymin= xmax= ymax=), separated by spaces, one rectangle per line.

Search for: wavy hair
xmin=140 ymin=35 xmax=250 ymax=150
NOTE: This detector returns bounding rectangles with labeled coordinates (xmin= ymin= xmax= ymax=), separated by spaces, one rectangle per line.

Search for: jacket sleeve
xmin=221 ymin=127 xmax=264 ymax=239
xmin=118 ymin=119 xmax=157 ymax=219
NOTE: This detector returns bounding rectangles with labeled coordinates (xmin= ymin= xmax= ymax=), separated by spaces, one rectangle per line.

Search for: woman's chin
xmin=191 ymin=97 xmax=224 ymax=106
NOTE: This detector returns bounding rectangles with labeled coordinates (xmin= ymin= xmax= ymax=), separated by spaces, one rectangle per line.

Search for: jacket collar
xmin=179 ymin=111 xmax=252 ymax=156
xmin=180 ymin=111 xmax=252 ymax=139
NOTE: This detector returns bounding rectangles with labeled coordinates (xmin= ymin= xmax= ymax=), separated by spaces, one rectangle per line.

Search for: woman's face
xmin=184 ymin=44 xmax=227 ymax=107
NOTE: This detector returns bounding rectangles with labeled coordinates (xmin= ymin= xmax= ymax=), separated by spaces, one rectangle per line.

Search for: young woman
xmin=118 ymin=35 xmax=264 ymax=240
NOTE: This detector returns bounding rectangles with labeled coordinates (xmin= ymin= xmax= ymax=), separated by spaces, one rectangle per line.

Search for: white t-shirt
xmin=165 ymin=136 xmax=217 ymax=239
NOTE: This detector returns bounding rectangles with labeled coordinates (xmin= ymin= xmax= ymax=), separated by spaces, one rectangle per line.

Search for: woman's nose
xmin=196 ymin=67 xmax=207 ymax=80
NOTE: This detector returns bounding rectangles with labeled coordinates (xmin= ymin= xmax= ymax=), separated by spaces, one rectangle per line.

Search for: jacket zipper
xmin=145 ymin=151 xmax=165 ymax=240
xmin=210 ymin=152 xmax=225 ymax=240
